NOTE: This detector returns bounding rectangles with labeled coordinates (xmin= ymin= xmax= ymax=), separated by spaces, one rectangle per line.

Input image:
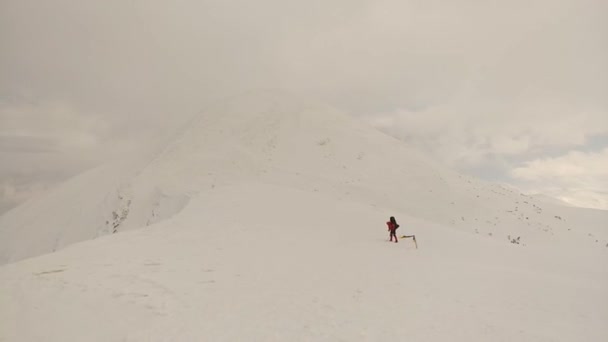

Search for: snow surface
xmin=1 ymin=92 xmax=607 ymax=341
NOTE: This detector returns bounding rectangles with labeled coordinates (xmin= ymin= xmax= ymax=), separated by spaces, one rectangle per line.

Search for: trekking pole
xmin=399 ymin=235 xmax=418 ymax=249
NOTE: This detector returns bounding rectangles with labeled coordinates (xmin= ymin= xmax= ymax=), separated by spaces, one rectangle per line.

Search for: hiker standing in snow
xmin=387 ymin=216 xmax=399 ymax=243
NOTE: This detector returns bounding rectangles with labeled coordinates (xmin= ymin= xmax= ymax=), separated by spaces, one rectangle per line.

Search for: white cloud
xmin=365 ymin=101 xmax=608 ymax=167
xmin=0 ymin=101 xmax=154 ymax=213
xmin=1 ymin=0 xmax=607 ymax=212
xmin=511 ymin=148 xmax=608 ymax=209
xmin=0 ymin=180 xmax=48 ymax=214
xmin=0 ymin=101 xmax=105 ymax=151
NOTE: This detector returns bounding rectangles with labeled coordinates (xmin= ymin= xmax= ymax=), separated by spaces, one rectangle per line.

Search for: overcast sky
xmin=1 ymin=0 xmax=607 ymax=213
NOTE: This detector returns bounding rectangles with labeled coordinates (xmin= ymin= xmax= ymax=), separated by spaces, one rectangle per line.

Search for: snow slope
xmin=1 ymin=92 xmax=607 ymax=340
xmin=1 ymin=183 xmax=607 ymax=341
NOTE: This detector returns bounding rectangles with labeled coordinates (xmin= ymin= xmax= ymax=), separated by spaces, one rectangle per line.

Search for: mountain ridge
xmin=1 ymin=92 xmax=606 ymax=264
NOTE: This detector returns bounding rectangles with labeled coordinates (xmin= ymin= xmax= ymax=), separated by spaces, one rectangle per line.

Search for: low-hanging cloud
xmin=1 ymin=0 xmax=607 ymax=212
xmin=511 ymin=148 xmax=608 ymax=209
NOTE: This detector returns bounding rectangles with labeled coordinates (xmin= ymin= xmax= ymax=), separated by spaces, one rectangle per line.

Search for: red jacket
xmin=387 ymin=221 xmax=397 ymax=232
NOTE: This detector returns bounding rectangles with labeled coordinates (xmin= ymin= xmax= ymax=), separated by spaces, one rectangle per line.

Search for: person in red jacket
xmin=387 ymin=216 xmax=399 ymax=243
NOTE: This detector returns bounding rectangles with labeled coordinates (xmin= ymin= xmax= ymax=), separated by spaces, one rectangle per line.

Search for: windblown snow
xmin=1 ymin=93 xmax=607 ymax=341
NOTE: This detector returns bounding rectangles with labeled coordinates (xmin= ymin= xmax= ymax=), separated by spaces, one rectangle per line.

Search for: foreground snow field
xmin=1 ymin=93 xmax=607 ymax=341
xmin=1 ymin=183 xmax=607 ymax=341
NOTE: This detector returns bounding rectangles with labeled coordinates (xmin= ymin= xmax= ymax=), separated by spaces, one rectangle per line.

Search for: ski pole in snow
xmin=400 ymin=235 xmax=418 ymax=249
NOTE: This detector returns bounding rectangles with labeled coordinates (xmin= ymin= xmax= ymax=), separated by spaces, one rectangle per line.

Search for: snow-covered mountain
xmin=1 ymin=92 xmax=607 ymax=341
xmin=2 ymin=93 xmax=603 ymax=263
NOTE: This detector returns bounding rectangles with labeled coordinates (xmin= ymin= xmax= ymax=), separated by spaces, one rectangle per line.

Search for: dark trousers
xmin=390 ymin=230 xmax=398 ymax=242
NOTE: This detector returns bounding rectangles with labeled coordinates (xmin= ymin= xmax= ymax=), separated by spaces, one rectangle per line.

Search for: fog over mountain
xmin=2 ymin=0 xmax=607 ymax=212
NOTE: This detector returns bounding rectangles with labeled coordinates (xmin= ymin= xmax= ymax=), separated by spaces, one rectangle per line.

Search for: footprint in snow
xmin=34 ymin=269 xmax=66 ymax=276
